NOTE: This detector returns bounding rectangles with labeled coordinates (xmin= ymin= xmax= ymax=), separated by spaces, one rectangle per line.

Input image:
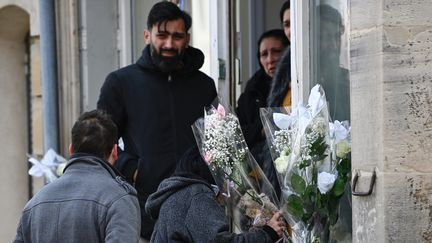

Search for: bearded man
xmin=97 ymin=2 xmax=216 ymax=241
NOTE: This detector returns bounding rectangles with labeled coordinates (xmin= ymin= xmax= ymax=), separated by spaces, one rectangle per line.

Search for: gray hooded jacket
xmin=145 ymin=176 xmax=277 ymax=243
xmin=14 ymin=154 xmax=141 ymax=243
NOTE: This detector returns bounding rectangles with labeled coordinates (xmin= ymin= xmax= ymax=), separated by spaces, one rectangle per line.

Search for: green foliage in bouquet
xmin=260 ymin=85 xmax=352 ymax=242
xmin=285 ymin=116 xmax=351 ymax=242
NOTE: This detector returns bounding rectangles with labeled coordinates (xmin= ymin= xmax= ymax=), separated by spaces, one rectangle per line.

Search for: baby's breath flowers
xmin=193 ymin=103 xmax=280 ymax=231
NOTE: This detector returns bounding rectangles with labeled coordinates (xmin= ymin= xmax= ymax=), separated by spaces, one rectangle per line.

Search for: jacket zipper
xmin=167 ymin=73 xmax=177 ymax=159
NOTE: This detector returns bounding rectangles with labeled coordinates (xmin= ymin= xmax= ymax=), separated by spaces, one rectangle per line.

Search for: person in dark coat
xmin=236 ymin=29 xmax=288 ymax=198
xmin=97 ymin=2 xmax=217 ymax=240
xmin=258 ymin=2 xmax=293 ymax=201
xmin=237 ymin=29 xmax=288 ymax=158
xmin=14 ymin=110 xmax=141 ymax=243
xmin=145 ymin=146 xmax=286 ymax=243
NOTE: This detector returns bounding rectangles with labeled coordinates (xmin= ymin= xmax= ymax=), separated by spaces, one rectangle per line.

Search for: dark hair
xmin=268 ymin=48 xmax=291 ymax=107
xmin=147 ymin=1 xmax=192 ymax=33
xmin=71 ymin=110 xmax=118 ymax=159
xmin=319 ymin=4 xmax=343 ymax=28
xmin=175 ymin=146 xmax=215 ymax=185
xmin=256 ymin=29 xmax=289 ymax=64
xmin=279 ymin=1 xmax=290 ymax=23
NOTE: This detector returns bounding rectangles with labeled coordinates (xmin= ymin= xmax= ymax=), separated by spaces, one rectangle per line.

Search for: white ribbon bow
xmin=28 ymin=149 xmax=66 ymax=183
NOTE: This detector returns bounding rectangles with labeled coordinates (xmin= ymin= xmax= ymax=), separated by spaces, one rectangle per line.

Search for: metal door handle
xmin=352 ymin=169 xmax=376 ymax=196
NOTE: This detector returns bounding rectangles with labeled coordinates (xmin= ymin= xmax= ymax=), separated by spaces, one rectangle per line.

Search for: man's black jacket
xmin=97 ymin=45 xmax=217 ymax=239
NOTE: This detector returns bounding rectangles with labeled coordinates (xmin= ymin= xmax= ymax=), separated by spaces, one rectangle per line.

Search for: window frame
xmin=291 ymin=0 xmax=314 ymax=107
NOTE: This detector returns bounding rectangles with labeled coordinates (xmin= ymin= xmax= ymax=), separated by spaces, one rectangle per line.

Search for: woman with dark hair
xmin=236 ymin=29 xmax=288 ymax=196
xmin=236 ymin=29 xmax=288 ymax=160
xmin=145 ymin=146 xmax=286 ymax=243
xmin=279 ymin=0 xmax=291 ymax=41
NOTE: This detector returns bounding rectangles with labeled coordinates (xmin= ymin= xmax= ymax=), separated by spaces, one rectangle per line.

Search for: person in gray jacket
xmin=145 ymin=146 xmax=286 ymax=243
xmin=14 ymin=110 xmax=141 ymax=243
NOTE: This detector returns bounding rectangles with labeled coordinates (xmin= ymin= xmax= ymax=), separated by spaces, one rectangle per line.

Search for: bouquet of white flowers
xmin=261 ymin=85 xmax=351 ymax=243
xmin=260 ymin=106 xmax=297 ymax=187
xmin=192 ymin=103 xmax=280 ymax=232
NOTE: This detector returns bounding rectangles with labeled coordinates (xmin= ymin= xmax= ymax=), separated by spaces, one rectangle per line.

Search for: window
xmin=292 ymin=0 xmax=352 ymax=238
xmin=311 ymin=1 xmax=350 ymax=121
xmin=292 ymin=0 xmax=350 ymax=122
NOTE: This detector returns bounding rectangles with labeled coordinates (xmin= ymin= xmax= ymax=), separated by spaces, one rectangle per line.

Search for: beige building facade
xmin=350 ymin=0 xmax=432 ymax=242
xmin=0 ymin=0 xmax=42 ymax=241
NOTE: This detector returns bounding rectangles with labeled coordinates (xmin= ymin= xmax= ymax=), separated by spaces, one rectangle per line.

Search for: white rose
xmin=317 ymin=172 xmax=337 ymax=194
xmin=330 ymin=120 xmax=349 ymax=143
xmin=274 ymin=155 xmax=289 ymax=174
xmin=336 ymin=141 xmax=351 ymax=158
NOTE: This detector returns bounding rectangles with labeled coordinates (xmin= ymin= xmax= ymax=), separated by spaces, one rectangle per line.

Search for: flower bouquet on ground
xmin=192 ymin=102 xmax=280 ymax=232
xmin=261 ymin=85 xmax=351 ymax=243
xmin=28 ymin=148 xmax=68 ymax=183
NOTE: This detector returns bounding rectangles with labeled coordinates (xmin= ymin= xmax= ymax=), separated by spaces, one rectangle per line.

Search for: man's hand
xmin=266 ymin=211 xmax=286 ymax=238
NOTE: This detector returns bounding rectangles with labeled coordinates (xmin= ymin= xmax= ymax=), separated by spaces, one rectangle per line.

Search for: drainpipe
xmin=25 ymin=34 xmax=33 ymax=199
xmin=39 ymin=0 xmax=59 ymax=153
xmin=228 ymin=0 xmax=237 ymax=107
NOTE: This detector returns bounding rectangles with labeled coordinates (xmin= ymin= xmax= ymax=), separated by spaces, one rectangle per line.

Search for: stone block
xmin=351 ymin=29 xmax=385 ymax=171
xmin=351 ymin=29 xmax=383 ymax=74
xmin=383 ymin=26 xmax=432 ymax=54
xmin=31 ymin=97 xmax=44 ymax=156
xmin=383 ymin=173 xmax=432 ymax=242
xmin=383 ymin=0 xmax=432 ymax=27
xmin=354 ymin=171 xmax=432 ymax=242
xmin=352 ymin=169 xmax=383 ymax=243
xmin=30 ymin=38 xmax=41 ymax=97
xmin=350 ymin=0 xmax=383 ymax=30
xmin=377 ymin=35 xmax=432 ymax=172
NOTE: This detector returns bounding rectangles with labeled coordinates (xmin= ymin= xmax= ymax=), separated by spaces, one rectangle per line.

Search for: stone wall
xmin=351 ymin=0 xmax=432 ymax=242
xmin=0 ymin=4 xmax=31 ymax=241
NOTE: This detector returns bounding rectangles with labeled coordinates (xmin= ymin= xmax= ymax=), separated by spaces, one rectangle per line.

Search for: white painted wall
xmin=189 ymin=0 xmax=219 ymax=88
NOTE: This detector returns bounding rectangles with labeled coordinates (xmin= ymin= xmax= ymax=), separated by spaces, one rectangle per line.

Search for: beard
xmin=150 ymin=44 xmax=185 ymax=73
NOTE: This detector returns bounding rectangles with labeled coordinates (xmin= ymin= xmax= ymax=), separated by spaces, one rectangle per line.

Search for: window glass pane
xmin=309 ymin=1 xmax=352 ymax=240
xmin=311 ymin=1 xmax=350 ymax=122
